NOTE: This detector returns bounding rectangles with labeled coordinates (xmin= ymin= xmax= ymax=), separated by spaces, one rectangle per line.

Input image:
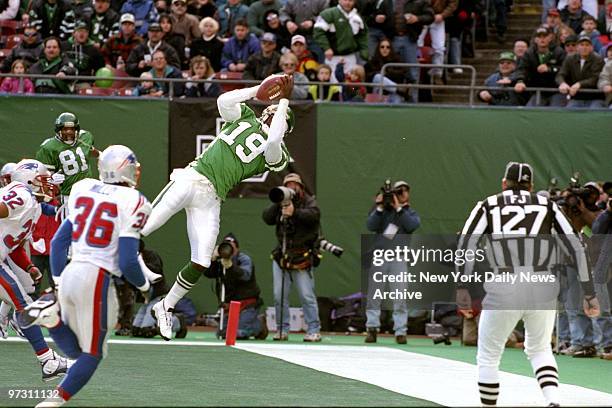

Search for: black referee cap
xmin=504 ymin=162 xmax=533 ymax=183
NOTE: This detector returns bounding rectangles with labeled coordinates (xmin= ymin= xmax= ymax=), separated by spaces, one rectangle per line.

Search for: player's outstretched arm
xmin=118 ymin=237 xmax=151 ymax=298
xmin=264 ymin=98 xmax=289 ymax=166
xmin=217 ymin=85 xmax=260 ymax=123
xmin=50 ymin=219 xmax=73 ymax=285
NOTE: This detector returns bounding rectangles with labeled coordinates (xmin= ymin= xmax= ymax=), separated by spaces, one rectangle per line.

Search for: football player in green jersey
xmin=143 ymin=81 xmax=294 ymax=340
xmin=35 ymin=112 xmax=100 ymax=204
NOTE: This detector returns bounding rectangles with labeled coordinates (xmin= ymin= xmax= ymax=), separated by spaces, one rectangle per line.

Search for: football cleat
xmin=41 ymin=351 xmax=69 ymax=382
xmin=19 ymin=293 xmax=60 ymax=329
xmin=151 ymin=299 xmax=173 ymax=341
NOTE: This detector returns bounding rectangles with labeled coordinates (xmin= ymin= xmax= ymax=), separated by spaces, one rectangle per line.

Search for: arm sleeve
xmin=397 ymin=208 xmax=421 ymax=233
xmin=226 ymin=252 xmax=253 ymax=282
xmin=263 ymin=98 xmax=289 ymax=165
xmin=50 ymin=219 xmax=72 ymax=279
xmin=41 ymin=203 xmax=57 ymax=216
xmin=35 ymin=146 xmax=56 ymax=172
xmin=598 ymin=62 xmax=612 ymax=90
xmin=313 ymin=14 xmax=332 ymax=50
xmin=457 ymin=201 xmax=488 ymax=277
xmin=262 ymin=203 xmax=281 ymax=225
xmin=216 ymin=86 xmax=260 ymax=122
xmin=294 ymin=197 xmax=320 ymax=226
xmin=366 ymin=208 xmax=385 ymax=232
xmin=118 ymin=237 xmax=148 ymax=289
xmin=9 ymin=245 xmax=33 ymax=271
xmin=551 ymin=202 xmax=594 ymax=295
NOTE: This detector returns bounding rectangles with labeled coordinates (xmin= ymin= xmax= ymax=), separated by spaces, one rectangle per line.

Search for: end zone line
xmin=1 ymin=337 xmax=224 ymax=347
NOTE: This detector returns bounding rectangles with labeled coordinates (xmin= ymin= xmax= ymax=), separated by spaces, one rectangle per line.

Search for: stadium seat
xmin=116 ymin=87 xmax=135 ymax=96
xmin=77 ymin=87 xmax=116 ymax=96
xmin=214 ymin=71 xmax=244 ymax=92
xmin=0 ymin=20 xmax=22 ymax=36
xmin=5 ymin=34 xmax=23 ymax=49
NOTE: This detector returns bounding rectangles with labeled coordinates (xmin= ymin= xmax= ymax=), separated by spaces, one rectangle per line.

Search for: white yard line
xmin=1 ymin=337 xmax=224 ymax=347
xmin=235 ymin=343 xmax=612 ymax=407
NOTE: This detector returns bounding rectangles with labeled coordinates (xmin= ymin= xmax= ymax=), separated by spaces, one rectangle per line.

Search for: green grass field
xmin=1 ymin=332 xmax=610 ymax=407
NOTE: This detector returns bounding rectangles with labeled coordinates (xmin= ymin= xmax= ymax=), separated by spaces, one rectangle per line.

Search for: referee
xmin=456 ymin=161 xmax=600 ymax=407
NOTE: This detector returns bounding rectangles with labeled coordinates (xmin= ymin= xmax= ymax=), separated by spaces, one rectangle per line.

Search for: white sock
xmin=37 ymin=349 xmax=54 ymax=363
xmin=164 ymin=281 xmax=190 ymax=310
xmin=530 ymin=352 xmax=559 ymax=405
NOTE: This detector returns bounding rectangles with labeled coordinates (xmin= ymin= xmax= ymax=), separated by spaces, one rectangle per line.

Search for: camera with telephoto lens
xmin=319 ymin=239 xmax=344 ymax=257
xmin=269 ymin=186 xmax=296 ymax=205
xmin=554 ymin=173 xmax=600 ymax=216
xmin=218 ymin=241 xmax=234 ymax=259
xmin=380 ymin=179 xmax=394 ymax=210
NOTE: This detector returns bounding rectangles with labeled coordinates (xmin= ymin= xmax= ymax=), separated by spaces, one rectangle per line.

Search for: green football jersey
xmin=191 ymin=104 xmax=290 ymax=200
xmin=35 ymin=130 xmax=96 ymax=196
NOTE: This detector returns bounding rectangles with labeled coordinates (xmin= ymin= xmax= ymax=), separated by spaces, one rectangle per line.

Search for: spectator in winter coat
xmin=221 ymin=19 xmax=261 ymax=72
xmin=190 ymin=17 xmax=224 ymax=71
xmin=0 ymin=59 xmax=35 ymax=94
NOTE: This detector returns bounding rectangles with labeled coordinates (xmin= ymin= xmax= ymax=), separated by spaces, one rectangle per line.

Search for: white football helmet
xmin=11 ymin=159 xmax=57 ymax=202
xmin=259 ymin=104 xmax=295 ymax=134
xmin=98 ymin=145 xmax=140 ymax=187
xmin=1 ymin=162 xmax=17 ymax=187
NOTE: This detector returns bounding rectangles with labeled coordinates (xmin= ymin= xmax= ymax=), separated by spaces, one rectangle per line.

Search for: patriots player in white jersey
xmin=20 ymin=145 xmax=152 ymax=408
xmin=0 ymin=159 xmax=70 ymax=381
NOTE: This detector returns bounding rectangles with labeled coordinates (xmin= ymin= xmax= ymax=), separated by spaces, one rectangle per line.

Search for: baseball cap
xmin=498 ymin=51 xmax=516 ymax=62
xmin=222 ymin=232 xmax=239 ymax=247
xmin=283 ymin=173 xmax=304 ymax=187
xmin=547 ymin=8 xmax=560 ymax=16
xmin=266 ymin=11 xmax=279 ymax=21
xmin=172 ymin=0 xmax=186 ymax=4
xmin=148 ymin=22 xmax=162 ymax=31
xmin=291 ymin=35 xmax=306 ymax=45
xmin=120 ymin=13 xmax=135 ymax=24
xmin=261 ymin=32 xmax=276 ymax=43
xmin=534 ymin=26 xmax=552 ymax=36
xmin=577 ymin=34 xmax=592 ymax=44
xmin=393 ymin=180 xmax=410 ymax=191
xmin=74 ymin=21 xmax=89 ymax=31
xmin=504 ymin=162 xmax=533 ymax=184
xmin=564 ymin=34 xmax=578 ymax=45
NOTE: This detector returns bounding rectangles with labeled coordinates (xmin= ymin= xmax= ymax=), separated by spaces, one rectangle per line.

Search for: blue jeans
xmin=372 ymin=74 xmax=404 ymax=103
xmin=567 ymin=99 xmax=606 ymax=109
xmin=272 ymin=261 xmax=321 ymax=334
xmin=365 ymin=262 xmax=408 ymax=336
xmin=220 ymin=306 xmax=264 ymax=339
xmin=367 ymin=27 xmax=387 ymax=62
xmin=565 ymin=267 xmax=612 ymax=348
xmin=392 ymin=35 xmax=419 ymax=102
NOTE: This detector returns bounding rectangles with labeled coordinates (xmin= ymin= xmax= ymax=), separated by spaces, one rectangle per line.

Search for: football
xmin=256 ymin=74 xmax=293 ymax=102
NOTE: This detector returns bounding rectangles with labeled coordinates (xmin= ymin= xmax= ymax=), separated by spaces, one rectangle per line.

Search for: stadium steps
xmin=432 ymin=3 xmax=542 ymax=104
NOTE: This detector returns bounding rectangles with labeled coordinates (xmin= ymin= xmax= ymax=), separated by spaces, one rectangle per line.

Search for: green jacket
xmin=313 ymin=6 xmax=368 ymax=61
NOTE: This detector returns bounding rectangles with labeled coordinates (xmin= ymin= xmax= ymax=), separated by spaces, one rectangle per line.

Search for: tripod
xmin=278 ymin=218 xmax=288 ymax=338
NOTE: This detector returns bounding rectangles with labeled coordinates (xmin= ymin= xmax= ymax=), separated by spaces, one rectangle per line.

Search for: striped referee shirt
xmin=458 ymin=189 xmax=593 ymax=294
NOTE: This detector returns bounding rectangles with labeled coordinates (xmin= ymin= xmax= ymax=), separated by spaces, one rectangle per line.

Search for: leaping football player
xmin=142 ymin=76 xmax=294 ymax=340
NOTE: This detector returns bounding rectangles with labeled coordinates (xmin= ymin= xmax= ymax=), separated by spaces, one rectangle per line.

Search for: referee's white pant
xmin=141 ymin=167 xmax=221 ymax=268
xmin=477 ymin=309 xmax=558 ymax=405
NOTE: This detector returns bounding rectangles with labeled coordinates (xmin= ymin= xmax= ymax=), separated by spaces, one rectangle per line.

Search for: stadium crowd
xmin=0 ymin=0 xmax=610 ymax=106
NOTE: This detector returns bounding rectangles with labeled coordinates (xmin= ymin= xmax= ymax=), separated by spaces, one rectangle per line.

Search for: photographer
xmin=591 ymin=183 xmax=612 ymax=360
xmin=262 ymin=173 xmax=322 ymax=342
xmin=203 ymin=233 xmax=268 ymax=340
xmin=558 ymin=183 xmax=611 ymax=358
xmin=365 ymin=180 xmax=420 ymax=344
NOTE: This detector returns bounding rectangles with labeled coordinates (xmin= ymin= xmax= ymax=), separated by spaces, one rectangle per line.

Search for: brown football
xmin=256 ymin=74 xmax=293 ymax=101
